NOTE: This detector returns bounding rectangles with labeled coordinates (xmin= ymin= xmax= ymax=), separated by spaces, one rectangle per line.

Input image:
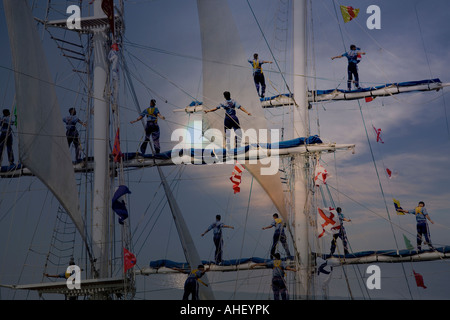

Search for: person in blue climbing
xmin=201 ymin=214 xmax=234 ymax=265
xmin=0 ymin=109 xmax=15 ymax=166
xmin=250 ymin=252 xmax=296 ymax=300
xmin=331 ymin=44 xmax=366 ymax=91
xmin=330 ymin=207 xmax=351 ymax=255
xmin=262 ymin=213 xmax=291 ymax=259
xmin=130 ymin=99 xmax=165 ymax=155
xmin=63 ymin=108 xmax=86 ymax=163
xmin=204 ymin=91 xmax=251 ymax=148
xmin=397 ymin=201 xmax=435 ymax=251
xmin=248 ymin=53 xmax=273 ymax=98
xmin=172 ymin=264 xmax=210 ymax=300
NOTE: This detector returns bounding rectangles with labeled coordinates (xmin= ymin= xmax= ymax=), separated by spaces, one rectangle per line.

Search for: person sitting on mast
xmin=397 ymin=201 xmax=435 ymax=251
xmin=248 ymin=53 xmax=272 ymax=98
xmin=130 ymin=98 xmax=165 ymax=155
xmin=330 ymin=207 xmax=351 ymax=255
xmin=250 ymin=252 xmax=296 ymax=300
xmin=0 ymin=109 xmax=15 ymax=166
xmin=201 ymin=214 xmax=234 ymax=265
xmin=204 ymin=91 xmax=251 ymax=149
xmin=331 ymin=44 xmax=366 ymax=91
xmin=172 ymin=264 xmax=210 ymax=300
xmin=262 ymin=213 xmax=292 ymax=259
xmin=63 ymin=107 xmax=86 ymax=163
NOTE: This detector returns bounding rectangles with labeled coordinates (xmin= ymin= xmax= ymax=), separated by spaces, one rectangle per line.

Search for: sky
xmin=0 ymin=0 xmax=450 ymax=300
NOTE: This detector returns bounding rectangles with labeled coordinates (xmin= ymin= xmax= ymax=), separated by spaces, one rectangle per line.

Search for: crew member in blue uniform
xmin=201 ymin=214 xmax=234 ymax=264
xmin=331 ymin=44 xmax=366 ymax=90
xmin=248 ymin=53 xmax=272 ymax=98
xmin=397 ymin=201 xmax=435 ymax=251
xmin=250 ymin=252 xmax=296 ymax=300
xmin=262 ymin=213 xmax=291 ymax=259
xmin=131 ymin=99 xmax=165 ymax=155
xmin=172 ymin=264 xmax=210 ymax=300
xmin=63 ymin=108 xmax=86 ymax=163
xmin=204 ymin=91 xmax=251 ymax=148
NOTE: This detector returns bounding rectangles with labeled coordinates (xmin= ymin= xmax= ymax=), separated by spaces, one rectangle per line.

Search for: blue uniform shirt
xmin=271 ymin=218 xmax=286 ymax=234
xmin=217 ymin=99 xmax=241 ymax=117
xmin=266 ymin=260 xmax=287 ymax=278
xmin=248 ymin=59 xmax=267 ymax=75
xmin=207 ymin=221 xmax=225 ymax=236
xmin=407 ymin=207 xmax=429 ymax=224
xmin=63 ymin=115 xmax=81 ymax=132
xmin=140 ymin=107 xmax=160 ymax=122
xmin=342 ymin=49 xmax=360 ymax=64
xmin=0 ymin=116 xmax=12 ymax=134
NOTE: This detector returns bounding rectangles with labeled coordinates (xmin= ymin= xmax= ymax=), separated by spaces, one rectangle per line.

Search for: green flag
xmin=403 ymin=234 xmax=414 ymax=251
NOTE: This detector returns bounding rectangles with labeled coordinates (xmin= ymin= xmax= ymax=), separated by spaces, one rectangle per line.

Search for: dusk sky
xmin=0 ymin=0 xmax=449 ymax=300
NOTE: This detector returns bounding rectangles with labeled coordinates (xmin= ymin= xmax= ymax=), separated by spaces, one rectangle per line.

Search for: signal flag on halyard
xmin=403 ymin=234 xmax=414 ymax=251
xmin=393 ymin=198 xmax=404 ymax=215
xmin=413 ymin=270 xmax=427 ymax=289
xmin=112 ymin=185 xmax=131 ymax=224
xmin=112 ymin=128 xmax=123 ymax=162
xmin=124 ymin=248 xmax=137 ymax=273
xmin=314 ymin=162 xmax=328 ymax=186
xmin=230 ymin=161 xmax=245 ymax=194
xmin=317 ymin=207 xmax=341 ymax=238
xmin=373 ymin=126 xmax=384 ymax=144
xmin=340 ymin=5 xmax=360 ymax=23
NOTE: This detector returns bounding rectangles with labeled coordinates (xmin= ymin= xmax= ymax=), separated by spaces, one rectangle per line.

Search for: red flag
xmin=365 ymin=96 xmax=374 ymax=103
xmin=386 ymin=168 xmax=392 ymax=178
xmin=373 ymin=126 xmax=384 ymax=144
xmin=124 ymin=248 xmax=136 ymax=273
xmin=101 ymin=0 xmax=115 ymax=36
xmin=112 ymin=128 xmax=123 ymax=162
xmin=413 ymin=270 xmax=427 ymax=289
xmin=230 ymin=161 xmax=245 ymax=194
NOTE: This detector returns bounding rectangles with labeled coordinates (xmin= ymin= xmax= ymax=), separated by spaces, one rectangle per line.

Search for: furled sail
xmin=261 ymin=79 xmax=450 ymax=107
xmin=197 ymin=0 xmax=288 ymax=219
xmin=4 ymin=0 xmax=86 ymax=238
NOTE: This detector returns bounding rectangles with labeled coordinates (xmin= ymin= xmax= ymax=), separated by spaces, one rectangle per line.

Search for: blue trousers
xmin=272 ymin=277 xmax=288 ymax=300
xmin=417 ymin=223 xmax=432 ymax=249
xmin=141 ymin=122 xmax=160 ymax=154
xmin=253 ymin=73 xmax=266 ymax=97
xmin=182 ymin=278 xmax=199 ymax=300
xmin=347 ymin=62 xmax=359 ymax=90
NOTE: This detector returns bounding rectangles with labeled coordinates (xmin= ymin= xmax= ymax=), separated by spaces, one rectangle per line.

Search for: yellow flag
xmin=340 ymin=5 xmax=360 ymax=23
xmin=393 ymin=198 xmax=404 ymax=215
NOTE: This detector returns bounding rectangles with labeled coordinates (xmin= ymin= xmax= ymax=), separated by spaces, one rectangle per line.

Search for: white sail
xmin=197 ymin=0 xmax=288 ymax=219
xmin=4 ymin=0 xmax=85 ymax=238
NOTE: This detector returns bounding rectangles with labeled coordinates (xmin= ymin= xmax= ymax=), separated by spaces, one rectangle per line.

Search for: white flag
xmin=314 ymin=162 xmax=328 ymax=186
xmin=317 ymin=207 xmax=341 ymax=238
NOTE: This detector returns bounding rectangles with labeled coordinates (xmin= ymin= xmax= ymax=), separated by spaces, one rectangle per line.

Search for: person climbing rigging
xmin=248 ymin=53 xmax=272 ymax=98
xmin=329 ymin=207 xmax=351 ymax=255
xmin=331 ymin=44 xmax=366 ymax=91
xmin=0 ymin=109 xmax=15 ymax=166
xmin=250 ymin=252 xmax=296 ymax=300
xmin=262 ymin=213 xmax=291 ymax=259
xmin=130 ymin=99 xmax=165 ymax=155
xmin=63 ymin=107 xmax=86 ymax=163
xmin=397 ymin=201 xmax=435 ymax=251
xmin=201 ymin=214 xmax=234 ymax=265
xmin=204 ymin=91 xmax=251 ymax=148
xmin=172 ymin=264 xmax=210 ymax=300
